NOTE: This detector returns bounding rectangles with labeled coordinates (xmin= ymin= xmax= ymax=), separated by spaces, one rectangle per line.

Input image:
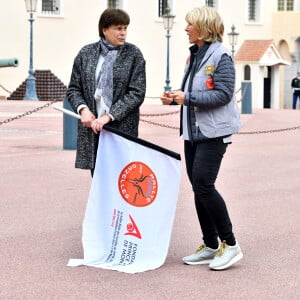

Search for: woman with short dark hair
xmin=67 ymin=8 xmax=146 ymax=174
xmin=98 ymin=8 xmax=130 ymax=38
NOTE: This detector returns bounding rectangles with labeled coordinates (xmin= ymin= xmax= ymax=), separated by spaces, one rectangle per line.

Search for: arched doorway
xmin=244 ymin=65 xmax=251 ymax=80
xmin=263 ymin=66 xmax=272 ymax=108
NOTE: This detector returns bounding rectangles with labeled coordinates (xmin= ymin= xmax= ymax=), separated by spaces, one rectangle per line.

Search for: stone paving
xmin=0 ymin=100 xmax=299 ymax=299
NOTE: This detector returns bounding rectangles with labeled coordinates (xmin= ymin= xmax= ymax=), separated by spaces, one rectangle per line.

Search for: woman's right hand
xmin=80 ymin=107 xmax=96 ymax=128
xmin=160 ymin=92 xmax=174 ymax=105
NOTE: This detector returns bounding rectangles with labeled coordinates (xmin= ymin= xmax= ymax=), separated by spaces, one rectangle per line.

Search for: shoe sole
xmin=183 ymin=259 xmax=213 ymax=265
xmin=209 ymin=251 xmax=243 ymax=270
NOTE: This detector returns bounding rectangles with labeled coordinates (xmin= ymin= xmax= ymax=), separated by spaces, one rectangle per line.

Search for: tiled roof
xmin=8 ymin=70 xmax=67 ymax=101
xmin=235 ymin=40 xmax=273 ymax=61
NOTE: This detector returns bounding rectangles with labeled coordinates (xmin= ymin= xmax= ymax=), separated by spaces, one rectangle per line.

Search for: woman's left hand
xmin=168 ymin=91 xmax=186 ymax=105
xmin=91 ymin=114 xmax=112 ymax=134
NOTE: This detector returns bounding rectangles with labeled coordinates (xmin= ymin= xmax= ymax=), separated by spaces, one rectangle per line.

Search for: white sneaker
xmin=182 ymin=244 xmax=219 ymax=265
xmin=209 ymin=240 xmax=243 ymax=270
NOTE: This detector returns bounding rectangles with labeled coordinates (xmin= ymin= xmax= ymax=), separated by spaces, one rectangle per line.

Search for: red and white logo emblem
xmin=118 ymin=161 xmax=158 ymax=207
xmin=124 ymin=215 xmax=142 ymax=239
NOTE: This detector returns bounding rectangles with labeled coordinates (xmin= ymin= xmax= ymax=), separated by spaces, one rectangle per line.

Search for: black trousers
xmin=293 ymin=92 xmax=300 ymax=109
xmin=184 ymin=139 xmax=236 ymax=249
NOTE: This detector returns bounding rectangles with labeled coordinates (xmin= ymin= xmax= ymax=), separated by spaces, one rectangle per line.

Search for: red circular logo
xmin=206 ymin=77 xmax=215 ymax=89
xmin=118 ymin=162 xmax=158 ymax=207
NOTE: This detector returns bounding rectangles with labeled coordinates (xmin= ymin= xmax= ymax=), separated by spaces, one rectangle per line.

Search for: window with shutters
xmin=37 ymin=0 xmax=64 ymax=17
xmin=248 ymin=0 xmax=261 ymax=22
xmin=158 ymin=0 xmax=173 ymax=17
xmin=205 ymin=0 xmax=214 ymax=7
xmin=108 ymin=0 xmax=123 ymax=8
xmin=205 ymin=0 xmax=218 ymax=9
xmin=278 ymin=0 xmax=294 ymax=11
xmin=40 ymin=0 xmax=62 ymax=16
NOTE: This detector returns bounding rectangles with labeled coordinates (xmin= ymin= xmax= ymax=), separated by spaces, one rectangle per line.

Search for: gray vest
xmin=182 ymin=42 xmax=241 ymax=141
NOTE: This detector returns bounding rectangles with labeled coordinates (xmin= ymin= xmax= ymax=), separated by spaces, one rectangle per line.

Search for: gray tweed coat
xmin=66 ymin=41 xmax=146 ymax=169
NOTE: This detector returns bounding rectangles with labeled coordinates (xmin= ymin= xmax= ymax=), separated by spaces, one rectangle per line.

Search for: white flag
xmin=68 ymin=128 xmax=181 ymax=273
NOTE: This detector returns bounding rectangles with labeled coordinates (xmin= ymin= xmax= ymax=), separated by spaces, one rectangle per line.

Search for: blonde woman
xmin=161 ymin=6 xmax=243 ymax=270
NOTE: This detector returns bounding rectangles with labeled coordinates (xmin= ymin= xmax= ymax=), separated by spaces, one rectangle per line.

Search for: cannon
xmin=0 ymin=58 xmax=19 ymax=68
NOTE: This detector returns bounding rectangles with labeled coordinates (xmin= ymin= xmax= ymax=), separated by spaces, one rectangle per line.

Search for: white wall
xmin=0 ymin=0 xmax=291 ymax=107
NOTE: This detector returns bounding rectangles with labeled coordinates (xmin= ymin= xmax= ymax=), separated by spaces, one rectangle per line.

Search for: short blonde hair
xmin=185 ymin=6 xmax=224 ymax=43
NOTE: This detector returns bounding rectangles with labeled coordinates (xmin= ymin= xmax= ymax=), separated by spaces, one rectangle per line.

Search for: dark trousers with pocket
xmin=184 ymin=139 xmax=236 ymax=249
xmin=293 ymin=92 xmax=300 ymax=109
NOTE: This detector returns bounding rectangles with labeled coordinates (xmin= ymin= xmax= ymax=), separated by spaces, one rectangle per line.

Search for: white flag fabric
xmin=68 ymin=128 xmax=181 ymax=273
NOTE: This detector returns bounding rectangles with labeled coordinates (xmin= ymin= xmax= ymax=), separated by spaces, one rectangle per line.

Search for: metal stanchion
xmin=63 ymin=97 xmax=77 ymax=150
xmin=241 ymin=81 xmax=252 ymax=114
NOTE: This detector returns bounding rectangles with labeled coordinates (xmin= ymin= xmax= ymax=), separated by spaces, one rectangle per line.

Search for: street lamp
xmin=24 ymin=0 xmax=38 ymax=100
xmin=227 ymin=24 xmax=239 ymax=59
xmin=162 ymin=6 xmax=175 ymax=92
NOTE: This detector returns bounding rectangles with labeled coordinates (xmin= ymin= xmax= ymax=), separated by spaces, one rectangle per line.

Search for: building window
xmin=244 ymin=65 xmax=251 ymax=80
xmin=248 ymin=0 xmax=256 ymax=21
xmin=248 ymin=0 xmax=260 ymax=22
xmin=41 ymin=0 xmax=62 ymax=16
xmin=205 ymin=0 xmax=215 ymax=7
xmin=278 ymin=0 xmax=294 ymax=11
xmin=158 ymin=0 xmax=173 ymax=17
xmin=108 ymin=0 xmax=123 ymax=8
